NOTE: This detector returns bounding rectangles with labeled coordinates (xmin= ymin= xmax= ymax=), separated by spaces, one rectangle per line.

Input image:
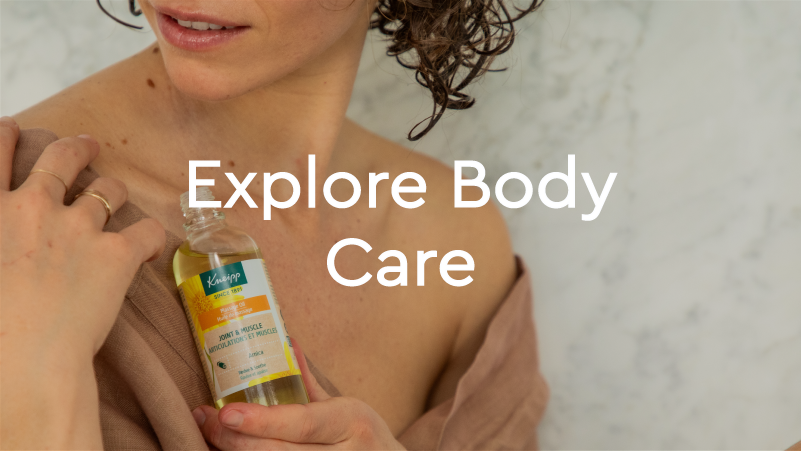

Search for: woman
xmin=1 ymin=0 xmax=548 ymax=449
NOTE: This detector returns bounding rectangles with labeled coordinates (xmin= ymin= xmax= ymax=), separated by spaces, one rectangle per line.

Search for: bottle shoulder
xmin=173 ymin=227 xmax=263 ymax=286
xmin=181 ymin=224 xmax=261 ymax=257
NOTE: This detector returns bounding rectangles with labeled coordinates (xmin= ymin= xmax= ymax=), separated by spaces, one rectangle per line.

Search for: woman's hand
xmin=194 ymin=343 xmax=406 ymax=451
xmin=0 ymin=117 xmax=166 ymax=449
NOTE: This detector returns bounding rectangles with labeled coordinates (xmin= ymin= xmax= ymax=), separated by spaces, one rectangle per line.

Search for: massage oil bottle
xmin=173 ymin=187 xmax=309 ymax=409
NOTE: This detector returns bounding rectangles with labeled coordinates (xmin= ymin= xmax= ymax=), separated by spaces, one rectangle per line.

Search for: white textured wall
xmin=3 ymin=1 xmax=800 ymax=449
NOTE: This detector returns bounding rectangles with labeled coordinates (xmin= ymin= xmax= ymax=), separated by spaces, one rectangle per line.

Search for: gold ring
xmin=75 ymin=189 xmax=112 ymax=225
xmin=29 ymin=169 xmax=68 ymax=192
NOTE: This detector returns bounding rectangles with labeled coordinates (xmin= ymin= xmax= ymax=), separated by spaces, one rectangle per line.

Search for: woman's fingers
xmin=117 ymin=218 xmax=166 ymax=266
xmin=0 ymin=116 xmax=20 ymax=190
xmin=22 ymin=135 xmax=100 ymax=199
xmin=196 ymin=405 xmax=329 ymax=451
xmin=71 ymin=177 xmax=127 ymax=229
xmin=213 ymin=398 xmax=356 ymax=444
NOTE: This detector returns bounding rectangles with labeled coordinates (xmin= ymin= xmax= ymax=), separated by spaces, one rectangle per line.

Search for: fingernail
xmin=220 ymin=410 xmax=244 ymax=428
xmin=0 ymin=116 xmax=15 ymax=124
xmin=192 ymin=407 xmax=206 ymax=426
xmin=77 ymin=134 xmax=95 ymax=141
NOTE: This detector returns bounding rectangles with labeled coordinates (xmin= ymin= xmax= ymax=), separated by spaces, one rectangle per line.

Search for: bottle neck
xmin=183 ymin=208 xmax=226 ymax=240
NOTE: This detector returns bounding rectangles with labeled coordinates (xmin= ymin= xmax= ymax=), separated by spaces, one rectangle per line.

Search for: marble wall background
xmin=2 ymin=1 xmax=800 ymax=449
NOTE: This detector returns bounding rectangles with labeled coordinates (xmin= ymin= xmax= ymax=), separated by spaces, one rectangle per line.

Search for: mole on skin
xmin=147 ymin=79 xmax=155 ymax=88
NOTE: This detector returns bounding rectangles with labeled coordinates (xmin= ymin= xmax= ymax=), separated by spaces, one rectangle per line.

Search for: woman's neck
xmin=78 ymin=15 xmax=369 ymax=225
xmin=130 ymin=18 xmax=368 ymax=183
xmin=155 ymin=45 xmax=361 ymax=169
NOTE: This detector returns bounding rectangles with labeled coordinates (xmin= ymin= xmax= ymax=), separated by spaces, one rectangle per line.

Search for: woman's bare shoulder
xmin=345 ymin=121 xmax=515 ymax=281
xmin=13 ymin=60 xmax=106 ymax=133
xmin=13 ymin=88 xmax=93 ymax=139
xmin=345 ymin=121 xmax=518 ymax=393
xmin=12 ymin=45 xmax=158 ymax=143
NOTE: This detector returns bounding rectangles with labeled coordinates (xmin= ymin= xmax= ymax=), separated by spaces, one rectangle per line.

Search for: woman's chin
xmin=164 ymin=68 xmax=254 ymax=102
xmin=175 ymin=81 xmax=249 ymax=103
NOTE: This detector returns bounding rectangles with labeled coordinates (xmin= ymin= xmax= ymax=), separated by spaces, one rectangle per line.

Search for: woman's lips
xmin=156 ymin=12 xmax=248 ymax=52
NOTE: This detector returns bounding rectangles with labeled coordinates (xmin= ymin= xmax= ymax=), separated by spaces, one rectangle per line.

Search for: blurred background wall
xmin=2 ymin=1 xmax=800 ymax=449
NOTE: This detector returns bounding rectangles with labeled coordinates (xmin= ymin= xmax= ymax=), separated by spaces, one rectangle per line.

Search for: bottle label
xmin=178 ymin=258 xmax=301 ymax=400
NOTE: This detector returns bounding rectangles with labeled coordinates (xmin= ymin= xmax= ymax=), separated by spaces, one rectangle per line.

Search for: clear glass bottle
xmin=173 ymin=187 xmax=308 ymax=409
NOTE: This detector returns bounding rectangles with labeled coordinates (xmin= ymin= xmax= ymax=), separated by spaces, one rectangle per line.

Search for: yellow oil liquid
xmin=173 ymin=242 xmax=309 ymax=409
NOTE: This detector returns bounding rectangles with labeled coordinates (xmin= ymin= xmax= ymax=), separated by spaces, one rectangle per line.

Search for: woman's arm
xmin=1 ymin=347 xmax=103 ymax=449
xmin=0 ymin=117 xmax=165 ymax=449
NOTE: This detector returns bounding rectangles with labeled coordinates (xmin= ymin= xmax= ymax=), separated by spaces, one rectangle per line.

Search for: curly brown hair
xmin=99 ymin=0 xmax=543 ymax=141
xmin=371 ymin=0 xmax=543 ymax=140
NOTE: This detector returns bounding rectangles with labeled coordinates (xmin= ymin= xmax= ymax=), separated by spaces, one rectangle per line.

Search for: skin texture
xmin=5 ymin=0 xmax=517 ymax=448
